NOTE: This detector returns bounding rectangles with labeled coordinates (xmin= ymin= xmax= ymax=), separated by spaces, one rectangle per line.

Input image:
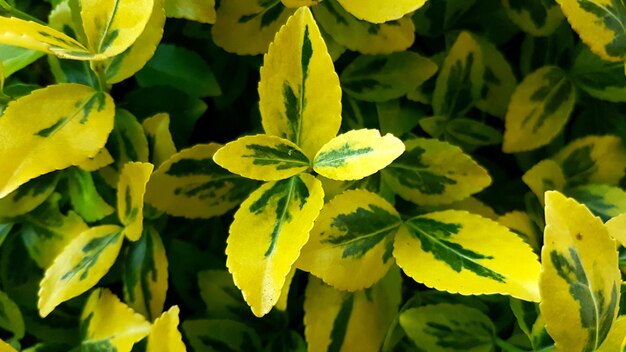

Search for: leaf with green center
xmin=0 ymin=173 xmax=59 ymax=220
xmin=298 ymin=189 xmax=401 ymax=291
xmin=145 ymin=143 xmax=259 ymax=219
xmin=165 ymin=0 xmax=216 ymax=23
xmin=522 ymin=159 xmax=566 ymax=204
xmin=341 ymin=52 xmax=438 ymax=102
xmin=38 ymin=225 xmax=123 ymax=317
xmin=395 ymin=210 xmax=541 ymax=301
xmin=568 ymin=184 xmax=626 ymax=222
xmin=80 ymin=289 xmax=151 ymax=352
xmin=313 ymin=0 xmax=415 ymax=55
xmin=214 ymin=134 xmax=310 ymax=181
xmin=432 ymin=31 xmax=484 ymax=117
xmin=183 ymin=319 xmax=262 ymax=352
xmin=0 ymin=84 xmax=114 ymax=199
xmin=227 ymin=173 xmax=324 ymax=316
xmin=142 ymin=113 xmax=177 ymax=167
xmin=399 ymin=304 xmax=495 ymax=352
xmin=211 ymin=0 xmax=294 ymax=55
xmin=81 ymin=0 xmax=155 ymax=58
xmin=107 ymin=109 xmax=150 ymax=173
xmin=571 ymin=45 xmax=626 ymax=102
xmin=123 ymin=226 xmax=168 ymax=321
xmin=503 ymin=66 xmax=576 ymax=152
xmin=382 ymin=138 xmax=491 ymax=206
xmin=444 ymin=118 xmax=503 ymax=147
xmin=475 ymin=35 xmax=517 ymax=118
xmin=259 ymin=7 xmax=341 ymax=159
xmin=555 ymin=0 xmax=626 ymax=61
xmin=541 ymin=191 xmax=621 ymax=351
xmin=313 ymin=129 xmax=405 ymax=181
xmin=336 ymin=0 xmax=427 ymax=23
xmin=303 ymin=268 xmax=401 ymax=352
xmin=146 ymin=306 xmax=186 ymax=352
xmin=117 ymin=162 xmax=153 ymax=241
xmin=503 ymin=0 xmax=564 ymax=36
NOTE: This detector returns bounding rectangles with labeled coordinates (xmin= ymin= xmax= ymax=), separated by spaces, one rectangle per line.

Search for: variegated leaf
xmin=313 ymin=129 xmax=405 ymax=181
xmin=146 ymin=306 xmax=186 ymax=352
xmin=498 ymin=211 xmax=542 ymax=252
xmin=0 ymin=84 xmax=114 ymax=199
xmin=395 ymin=210 xmax=541 ymax=301
xmin=503 ymin=0 xmax=564 ymax=36
xmin=165 ymin=0 xmax=216 ymax=23
xmin=522 ymin=159 xmax=566 ymax=204
xmin=67 ymin=167 xmax=115 ymax=222
xmin=227 ymin=173 xmax=324 ymax=316
xmin=337 ymin=0 xmax=426 ymax=23
xmin=568 ymin=184 xmax=626 ymax=221
xmin=540 ymin=191 xmax=620 ymax=352
xmin=503 ymin=66 xmax=576 ymax=153
xmin=117 ymin=162 xmax=154 ymax=241
xmin=145 ymin=143 xmax=258 ymax=219
xmin=142 ymin=113 xmax=177 ymax=167
xmin=197 ymin=270 xmax=249 ymax=320
xmin=0 ymin=290 xmax=24 ymax=339
xmin=597 ymin=316 xmax=626 ymax=352
xmin=0 ymin=174 xmax=58 ymax=219
xmin=259 ymin=7 xmax=341 ymax=159
xmin=476 ymin=35 xmax=517 ymax=118
xmin=38 ymin=225 xmax=124 ymax=317
xmin=298 ymin=190 xmax=401 ymax=291
xmin=571 ymin=45 xmax=626 ymax=102
xmin=382 ymin=138 xmax=491 ymax=206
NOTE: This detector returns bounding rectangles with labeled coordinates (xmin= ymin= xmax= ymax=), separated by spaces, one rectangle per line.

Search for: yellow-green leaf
xmin=553 ymin=135 xmax=626 ymax=187
xmin=395 ymin=210 xmax=541 ymax=301
xmin=38 ymin=225 xmax=124 ymax=317
xmin=540 ymin=191 xmax=621 ymax=352
xmin=522 ymin=159 xmax=566 ymax=204
xmin=476 ymin=35 xmax=517 ymax=118
xmin=606 ymin=213 xmax=626 ymax=247
xmin=183 ymin=319 xmax=262 ymax=351
xmin=109 ymin=109 xmax=151 ymax=169
xmin=145 ymin=143 xmax=259 ymax=219
xmin=165 ymin=0 xmax=216 ymax=23
xmin=503 ymin=66 xmax=576 ymax=153
xmin=211 ymin=0 xmax=293 ymax=55
xmin=213 ymin=135 xmax=310 ymax=181
xmin=147 ymin=306 xmax=186 ymax=352
xmin=503 ymin=0 xmax=564 ymax=36
xmin=569 ymin=184 xmax=626 ymax=221
xmin=298 ymin=190 xmax=401 ymax=291
xmin=80 ymin=289 xmax=151 ymax=352
xmin=105 ymin=0 xmax=166 ymax=84
xmin=77 ymin=148 xmax=114 ymax=171
xmin=313 ymin=129 xmax=404 ymax=181
xmin=81 ymin=0 xmax=155 ymax=58
xmin=197 ymin=270 xmax=249 ymax=320
xmin=598 ymin=316 xmax=626 ymax=352
xmin=0 ymin=45 xmax=44 ymax=78
xmin=0 ymin=84 xmax=114 ymax=199
xmin=555 ymin=0 xmax=626 ymax=61
xmin=227 ymin=173 xmax=324 ymax=317
xmin=0 ymin=339 xmax=15 ymax=352
xmin=399 ymin=304 xmax=495 ymax=352
xmin=276 ymin=266 xmax=296 ymax=311
xmin=142 ymin=113 xmax=177 ymax=167
xmin=117 ymin=162 xmax=154 ymax=241
xmin=382 ymin=138 xmax=491 ymax=206
xmin=433 ymin=32 xmax=484 ymax=117
xmin=0 ymin=17 xmax=91 ymax=60
xmin=0 ymin=290 xmax=24 ymax=339
xmin=67 ymin=167 xmax=115 ymax=222
xmin=282 ymin=0 xmax=321 ymax=7
xmin=0 ymin=174 xmax=59 ymax=219
xmin=336 ymin=0 xmax=427 ymax=23
xmin=571 ymin=45 xmax=626 ymax=103
xmin=498 ymin=211 xmax=542 ymax=252
xmin=259 ymin=7 xmax=341 ymax=159
xmin=123 ymin=226 xmax=168 ymax=321
xmin=312 ymin=0 xmax=415 ymax=55
xmin=303 ymin=268 xmax=401 ymax=352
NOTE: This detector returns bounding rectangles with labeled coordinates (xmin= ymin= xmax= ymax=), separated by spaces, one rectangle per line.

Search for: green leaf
xmin=399 ymin=304 xmax=495 ymax=352
xmin=382 ymin=137 xmax=491 ymax=206
xmin=0 ymin=173 xmax=59 ymax=220
xmin=571 ymin=45 xmax=626 ymax=102
xmin=298 ymin=189 xmax=401 ymax=291
xmin=0 ymin=44 xmax=44 ymax=78
xmin=142 ymin=113 xmax=177 ymax=167
xmin=340 ymin=52 xmax=438 ymax=102
xmin=66 ymin=168 xmax=115 ymax=222
xmin=503 ymin=0 xmax=564 ymax=36
xmin=503 ymin=66 xmax=576 ymax=152
xmin=136 ymin=44 xmax=221 ymax=98
xmin=568 ymin=184 xmax=626 ymax=222
xmin=198 ymin=270 xmax=250 ymax=320
xmin=0 ymin=290 xmax=24 ymax=339
xmin=183 ymin=319 xmax=262 ymax=352
xmin=444 ymin=118 xmax=502 ymax=147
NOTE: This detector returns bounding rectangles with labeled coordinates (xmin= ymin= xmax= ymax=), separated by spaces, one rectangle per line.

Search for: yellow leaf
xmin=38 ymin=225 xmax=124 ymax=317
xmin=165 ymin=0 xmax=216 ymax=24
xmin=522 ymin=159 xmax=566 ymax=204
xmin=598 ymin=316 xmax=626 ymax=352
xmin=0 ymin=174 xmax=59 ymax=220
xmin=123 ymin=226 xmax=168 ymax=321
xmin=227 ymin=173 xmax=324 ymax=317
xmin=444 ymin=197 xmax=498 ymax=220
xmin=606 ymin=213 xmax=626 ymax=247
xmin=540 ymin=191 xmax=621 ymax=351
xmin=211 ymin=0 xmax=294 ymax=55
xmin=503 ymin=66 xmax=576 ymax=153
xmin=336 ymin=0 xmax=427 ymax=23
xmin=498 ymin=211 xmax=542 ymax=252
xmin=298 ymin=190 xmax=401 ymax=291
xmin=213 ymin=134 xmax=310 ymax=181
xmin=106 ymin=0 xmax=166 ymax=84
xmin=276 ymin=266 xmax=296 ymax=311
xmin=147 ymin=306 xmax=186 ymax=352
xmin=304 ymin=269 xmax=401 ymax=352
xmin=117 ymin=162 xmax=154 ymax=241
xmin=281 ymin=0 xmax=321 ymax=7
xmin=555 ymin=0 xmax=626 ymax=61
xmin=259 ymin=7 xmax=342 ymax=159
xmin=312 ymin=0 xmax=415 ymax=55
xmin=145 ymin=144 xmax=259 ymax=219
xmin=0 ymin=17 xmax=90 ymax=60
xmin=382 ymin=137 xmax=491 ymax=206
xmin=81 ymin=0 xmax=154 ymax=57
xmin=142 ymin=113 xmax=177 ymax=167
xmin=77 ymin=148 xmax=114 ymax=171
xmin=313 ymin=129 xmax=404 ymax=181
xmin=0 ymin=339 xmax=15 ymax=352
xmin=81 ymin=289 xmax=152 ymax=352
xmin=0 ymin=84 xmax=114 ymax=199
xmin=395 ymin=210 xmax=541 ymax=301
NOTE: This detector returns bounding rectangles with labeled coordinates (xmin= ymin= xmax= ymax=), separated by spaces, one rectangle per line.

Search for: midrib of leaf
xmin=326 ymin=222 xmax=401 ymax=249
xmin=524 ymin=72 xmax=568 ymax=129
xmin=265 ymin=176 xmax=297 ymax=256
xmin=570 ymin=244 xmax=602 ymax=350
xmin=584 ymin=1 xmax=626 ymax=41
xmin=250 ymin=155 xmax=309 ymax=166
xmin=97 ymin=0 xmax=121 ymax=53
xmin=60 ymin=232 xmax=119 ymax=283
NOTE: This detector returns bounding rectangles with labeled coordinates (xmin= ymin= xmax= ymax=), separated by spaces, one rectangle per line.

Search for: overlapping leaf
xmin=503 ymin=0 xmax=564 ymax=36
xmin=146 ymin=306 xmax=186 ymax=352
xmin=336 ymin=0 xmax=427 ymax=23
xmin=117 ymin=162 xmax=154 ymax=241
xmin=164 ymin=0 xmax=216 ymax=23
xmin=0 ymin=174 xmax=58 ymax=220
xmin=142 ymin=113 xmax=177 ymax=167
xmin=522 ymin=159 xmax=566 ymax=203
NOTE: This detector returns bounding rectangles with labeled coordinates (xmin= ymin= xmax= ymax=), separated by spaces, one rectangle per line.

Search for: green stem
xmin=90 ymin=61 xmax=110 ymax=93
xmin=494 ymin=337 xmax=530 ymax=352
